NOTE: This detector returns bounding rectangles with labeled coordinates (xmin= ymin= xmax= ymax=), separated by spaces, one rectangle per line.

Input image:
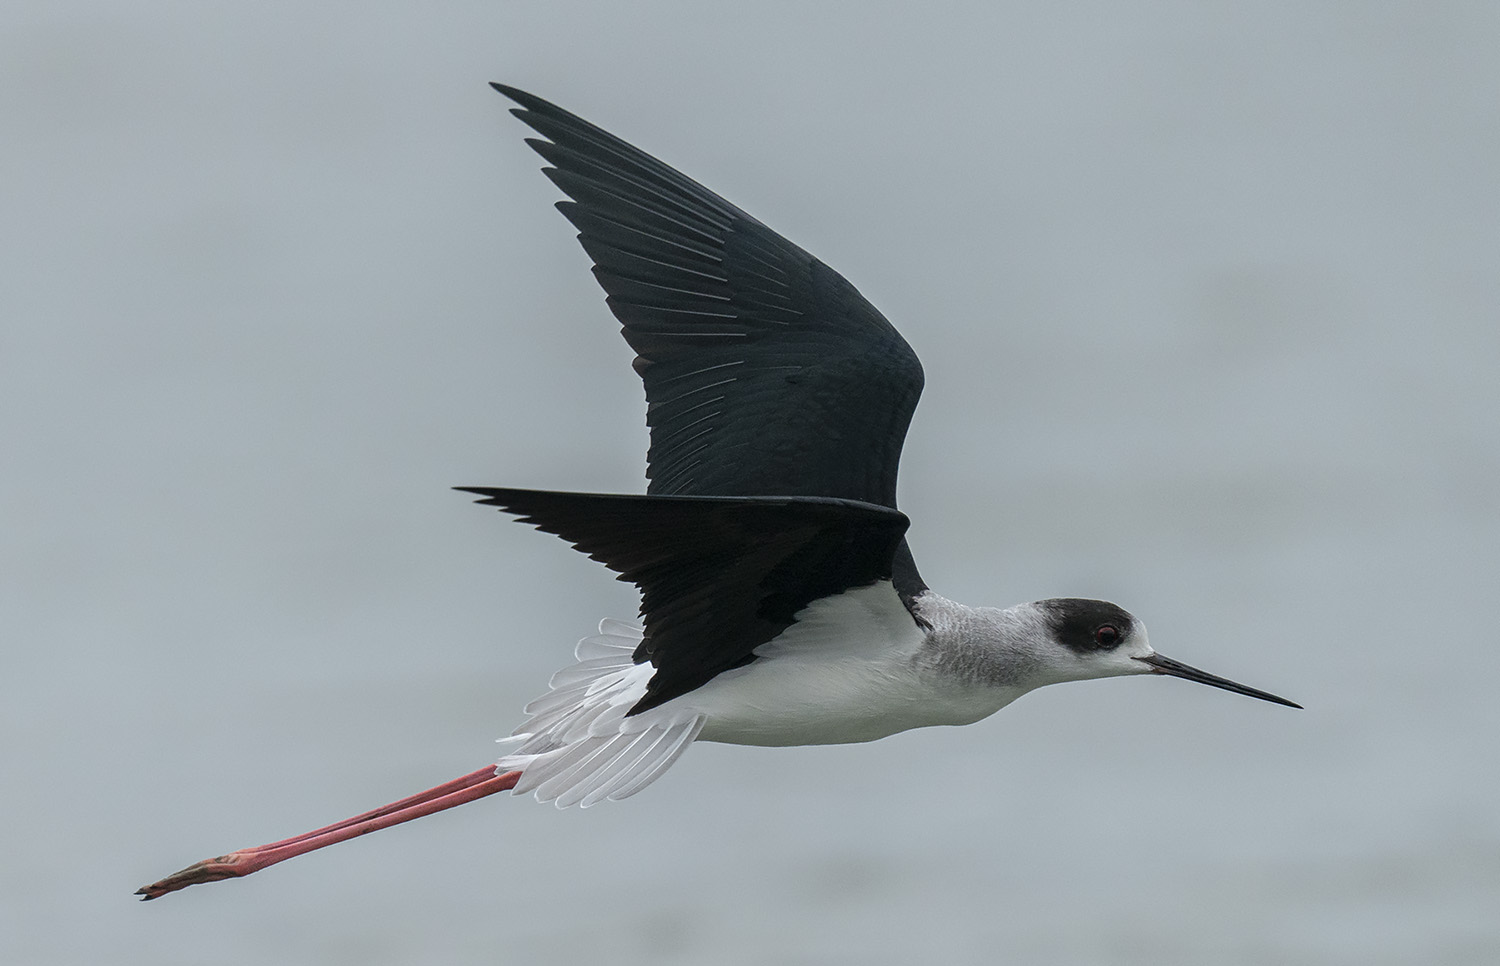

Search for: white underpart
xmin=688 ymin=582 xmax=1005 ymax=745
xmin=498 ymin=582 xmax=1015 ymax=807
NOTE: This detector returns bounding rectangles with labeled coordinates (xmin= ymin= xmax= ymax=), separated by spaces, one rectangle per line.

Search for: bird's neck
xmin=910 ymin=592 xmax=1059 ymax=693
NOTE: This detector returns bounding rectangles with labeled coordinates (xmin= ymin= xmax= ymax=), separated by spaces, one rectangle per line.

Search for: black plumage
xmin=459 ymin=488 xmax=909 ymax=713
xmin=493 ymin=85 xmax=925 ymax=512
xmin=481 ymin=86 xmax=936 ymax=711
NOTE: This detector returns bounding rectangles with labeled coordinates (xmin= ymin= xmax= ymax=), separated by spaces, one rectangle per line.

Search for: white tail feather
xmin=498 ymin=618 xmax=704 ymax=807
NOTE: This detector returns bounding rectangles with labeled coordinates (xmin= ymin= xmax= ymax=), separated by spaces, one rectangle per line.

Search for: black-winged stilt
xmin=137 ymin=84 xmax=1298 ymax=900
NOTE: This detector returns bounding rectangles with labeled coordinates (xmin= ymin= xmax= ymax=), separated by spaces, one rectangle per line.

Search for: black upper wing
xmin=460 ymin=487 xmax=910 ymax=713
xmin=493 ymin=85 xmax=925 ymax=511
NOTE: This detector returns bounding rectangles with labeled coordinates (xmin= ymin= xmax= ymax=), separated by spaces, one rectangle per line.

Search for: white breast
xmin=688 ymin=582 xmax=1016 ymax=746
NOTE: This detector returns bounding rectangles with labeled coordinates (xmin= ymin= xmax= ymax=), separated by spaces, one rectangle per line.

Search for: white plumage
xmin=497 ymin=583 xmax=1033 ymax=806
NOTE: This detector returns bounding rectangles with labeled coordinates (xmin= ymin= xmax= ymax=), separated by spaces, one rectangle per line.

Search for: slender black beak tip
xmin=1136 ymin=653 xmax=1302 ymax=709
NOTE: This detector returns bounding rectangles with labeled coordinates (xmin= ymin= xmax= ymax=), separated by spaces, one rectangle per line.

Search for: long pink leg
xmin=136 ymin=766 xmax=522 ymax=900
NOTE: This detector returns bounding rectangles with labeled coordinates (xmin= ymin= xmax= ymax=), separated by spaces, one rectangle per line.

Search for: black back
xmin=460 ymin=487 xmax=911 ymax=713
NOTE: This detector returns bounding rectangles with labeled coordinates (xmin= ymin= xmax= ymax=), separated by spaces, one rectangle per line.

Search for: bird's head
xmin=1023 ymin=598 xmax=1300 ymax=708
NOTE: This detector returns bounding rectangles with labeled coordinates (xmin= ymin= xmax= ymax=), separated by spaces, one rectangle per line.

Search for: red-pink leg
xmin=136 ymin=766 xmax=521 ymax=900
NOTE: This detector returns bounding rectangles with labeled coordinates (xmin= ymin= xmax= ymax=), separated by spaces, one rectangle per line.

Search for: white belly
xmin=497 ymin=582 xmax=1018 ymax=806
xmin=686 ymin=582 xmax=1018 ymax=746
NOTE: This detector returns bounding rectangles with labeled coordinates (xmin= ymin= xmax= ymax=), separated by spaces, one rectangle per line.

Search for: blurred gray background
xmin=4 ymin=3 xmax=1497 ymax=964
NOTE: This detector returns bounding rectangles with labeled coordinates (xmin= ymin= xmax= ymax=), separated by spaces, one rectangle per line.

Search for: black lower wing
xmin=459 ymin=487 xmax=912 ymax=713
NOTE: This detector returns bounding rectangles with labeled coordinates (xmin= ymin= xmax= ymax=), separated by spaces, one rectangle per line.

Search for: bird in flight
xmin=138 ymin=84 xmax=1298 ymax=900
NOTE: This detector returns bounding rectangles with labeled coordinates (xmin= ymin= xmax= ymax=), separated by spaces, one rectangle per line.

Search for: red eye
xmin=1095 ymin=624 xmax=1121 ymax=648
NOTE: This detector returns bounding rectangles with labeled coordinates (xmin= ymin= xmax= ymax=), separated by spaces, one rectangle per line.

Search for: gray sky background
xmin=4 ymin=3 xmax=1498 ymax=964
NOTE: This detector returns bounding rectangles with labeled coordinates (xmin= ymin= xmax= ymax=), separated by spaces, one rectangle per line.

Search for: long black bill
xmin=1136 ymin=653 xmax=1302 ymax=709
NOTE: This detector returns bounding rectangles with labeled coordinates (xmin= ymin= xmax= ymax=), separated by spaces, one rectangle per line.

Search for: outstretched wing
xmin=460 ymin=487 xmax=911 ymax=713
xmin=494 ymin=85 xmax=925 ymax=511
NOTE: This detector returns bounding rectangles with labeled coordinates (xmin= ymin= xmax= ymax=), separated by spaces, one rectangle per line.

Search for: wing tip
xmin=490 ymin=83 xmax=561 ymax=130
xmin=488 ymin=82 xmax=532 ymax=106
xmin=453 ymin=485 xmax=509 ymax=507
